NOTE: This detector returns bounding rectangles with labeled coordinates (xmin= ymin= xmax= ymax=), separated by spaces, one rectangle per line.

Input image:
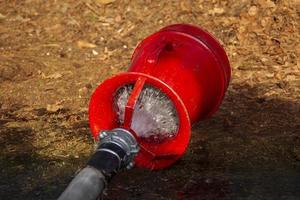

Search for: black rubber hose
xmin=58 ymin=128 xmax=138 ymax=200
xmin=57 ymin=167 xmax=106 ymax=200
xmin=58 ymin=143 xmax=125 ymax=200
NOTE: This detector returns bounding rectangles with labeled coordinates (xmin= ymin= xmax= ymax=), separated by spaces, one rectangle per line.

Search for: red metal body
xmin=89 ymin=24 xmax=231 ymax=170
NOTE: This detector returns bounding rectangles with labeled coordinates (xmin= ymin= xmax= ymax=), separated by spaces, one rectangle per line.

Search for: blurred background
xmin=0 ymin=0 xmax=299 ymax=199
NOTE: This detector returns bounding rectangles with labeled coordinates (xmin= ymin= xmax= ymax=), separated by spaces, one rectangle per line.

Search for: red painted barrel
xmin=89 ymin=24 xmax=231 ymax=169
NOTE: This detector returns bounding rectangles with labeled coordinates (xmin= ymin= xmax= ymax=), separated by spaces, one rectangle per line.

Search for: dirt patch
xmin=0 ymin=0 xmax=299 ymax=199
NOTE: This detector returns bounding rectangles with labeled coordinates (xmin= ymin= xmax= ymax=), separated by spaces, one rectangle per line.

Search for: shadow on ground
xmin=105 ymin=82 xmax=300 ymax=200
xmin=0 ymin=82 xmax=299 ymax=200
xmin=0 ymin=106 xmax=93 ymax=200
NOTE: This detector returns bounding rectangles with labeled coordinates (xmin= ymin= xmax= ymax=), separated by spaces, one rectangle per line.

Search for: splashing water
xmin=114 ymin=84 xmax=179 ymax=142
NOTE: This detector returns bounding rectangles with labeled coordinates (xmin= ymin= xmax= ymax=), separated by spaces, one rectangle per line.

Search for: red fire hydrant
xmin=58 ymin=24 xmax=231 ymax=200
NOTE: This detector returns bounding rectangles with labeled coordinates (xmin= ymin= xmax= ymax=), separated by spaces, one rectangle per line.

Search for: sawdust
xmin=0 ymin=0 xmax=299 ymax=199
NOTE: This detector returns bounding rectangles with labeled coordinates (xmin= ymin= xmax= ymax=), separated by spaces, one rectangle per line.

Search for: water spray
xmin=58 ymin=24 xmax=231 ymax=200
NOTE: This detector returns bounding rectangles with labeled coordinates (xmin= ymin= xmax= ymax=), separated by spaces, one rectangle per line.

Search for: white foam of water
xmin=114 ymin=85 xmax=179 ymax=142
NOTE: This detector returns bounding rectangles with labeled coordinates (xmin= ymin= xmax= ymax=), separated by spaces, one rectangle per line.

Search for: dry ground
xmin=0 ymin=0 xmax=299 ymax=199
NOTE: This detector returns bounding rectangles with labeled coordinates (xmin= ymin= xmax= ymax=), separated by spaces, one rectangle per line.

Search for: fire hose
xmin=58 ymin=129 xmax=138 ymax=200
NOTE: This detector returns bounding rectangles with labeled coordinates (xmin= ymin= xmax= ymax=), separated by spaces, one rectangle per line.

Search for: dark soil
xmin=0 ymin=0 xmax=299 ymax=199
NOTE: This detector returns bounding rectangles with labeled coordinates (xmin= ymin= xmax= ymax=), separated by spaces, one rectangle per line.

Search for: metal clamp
xmin=98 ymin=128 xmax=139 ymax=170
